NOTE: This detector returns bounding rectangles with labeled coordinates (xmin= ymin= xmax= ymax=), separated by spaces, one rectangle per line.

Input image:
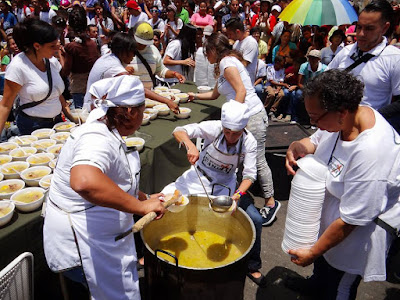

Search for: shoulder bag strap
xmin=16 ymin=58 xmax=53 ymax=114
xmin=345 ymin=53 xmax=375 ymax=72
xmin=135 ymin=50 xmax=157 ymax=88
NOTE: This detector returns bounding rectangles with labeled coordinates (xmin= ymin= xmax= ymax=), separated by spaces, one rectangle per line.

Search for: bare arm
xmin=224 ymin=66 xmax=246 ymax=103
xmin=70 ymin=165 xmax=165 ymax=216
xmin=173 ymin=129 xmax=199 ymax=165
xmin=145 ymin=88 xmax=179 ymax=114
xmin=163 ymin=55 xmax=195 ymax=67
xmin=297 ymin=74 xmax=304 ymax=90
xmin=60 ymin=94 xmax=78 ymax=123
xmin=188 ymin=82 xmax=220 ymax=101
xmin=0 ymin=80 xmax=21 ymax=133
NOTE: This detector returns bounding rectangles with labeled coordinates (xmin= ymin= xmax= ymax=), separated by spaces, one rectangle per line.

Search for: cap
xmin=203 ymin=25 xmax=213 ymax=36
xmin=271 ymin=5 xmax=281 ymax=12
xmin=221 ymin=100 xmax=250 ymax=131
xmin=134 ymin=22 xmax=154 ymax=45
xmin=167 ymin=3 xmax=177 ymax=12
xmin=127 ymin=0 xmax=140 ymax=10
xmin=308 ymin=49 xmax=321 ymax=59
xmin=72 ymin=0 xmax=81 ymax=6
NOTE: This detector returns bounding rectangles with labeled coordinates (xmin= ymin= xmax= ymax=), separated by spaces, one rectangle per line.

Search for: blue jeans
xmin=255 ymin=83 xmax=266 ymax=104
xmin=63 ymin=267 xmax=87 ymax=286
xmin=238 ymin=194 xmax=263 ymax=272
xmin=72 ymin=93 xmax=85 ymax=109
xmin=283 ymin=88 xmax=302 ymax=121
xmin=246 ymin=110 xmax=274 ymax=198
xmin=16 ymin=112 xmax=63 ymax=135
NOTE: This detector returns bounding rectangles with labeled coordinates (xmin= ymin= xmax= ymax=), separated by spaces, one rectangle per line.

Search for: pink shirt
xmin=190 ymin=13 xmax=214 ymax=27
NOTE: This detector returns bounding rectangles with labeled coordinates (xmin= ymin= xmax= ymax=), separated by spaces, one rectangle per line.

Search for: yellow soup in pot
xmin=0 ymin=183 xmax=23 ymax=194
xmin=13 ymin=191 xmax=43 ymax=203
xmin=0 ymin=206 xmax=11 ymax=217
xmin=156 ymin=231 xmax=243 ymax=268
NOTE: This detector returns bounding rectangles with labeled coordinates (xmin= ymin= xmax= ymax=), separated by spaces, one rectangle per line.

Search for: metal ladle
xmin=194 ymin=166 xmax=233 ymax=213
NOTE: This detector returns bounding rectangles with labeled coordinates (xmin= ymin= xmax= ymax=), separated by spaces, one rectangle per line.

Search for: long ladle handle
xmin=194 ymin=166 xmax=212 ymax=203
xmin=115 ymin=190 xmax=181 ymax=241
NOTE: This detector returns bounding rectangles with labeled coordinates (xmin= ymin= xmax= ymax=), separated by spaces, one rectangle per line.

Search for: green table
xmin=0 ymin=83 xmax=224 ymax=275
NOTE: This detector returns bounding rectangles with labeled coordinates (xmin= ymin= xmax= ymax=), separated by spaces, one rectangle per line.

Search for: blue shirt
xmin=0 ymin=12 xmax=17 ymax=30
xmin=299 ymin=62 xmax=327 ymax=83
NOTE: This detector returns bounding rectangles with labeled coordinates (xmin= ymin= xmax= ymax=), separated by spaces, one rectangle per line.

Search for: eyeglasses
xmin=150 ymin=9 xmax=158 ymax=12
xmin=309 ymin=110 xmax=330 ymax=124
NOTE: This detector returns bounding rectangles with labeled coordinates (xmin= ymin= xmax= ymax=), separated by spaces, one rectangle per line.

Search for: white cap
xmin=271 ymin=5 xmax=281 ymax=13
xmin=203 ymin=25 xmax=214 ymax=36
xmin=308 ymin=49 xmax=321 ymax=59
xmin=86 ymin=75 xmax=145 ymax=123
xmin=221 ymin=100 xmax=250 ymax=131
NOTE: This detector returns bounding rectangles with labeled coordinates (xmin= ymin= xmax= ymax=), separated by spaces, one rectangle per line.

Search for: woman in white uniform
xmin=43 ymin=75 xmax=166 ymax=300
xmin=162 ymin=100 xmax=267 ymax=286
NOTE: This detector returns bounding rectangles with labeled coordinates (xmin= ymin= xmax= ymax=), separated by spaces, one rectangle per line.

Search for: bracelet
xmin=194 ymin=93 xmax=199 ymax=100
xmin=234 ymin=189 xmax=246 ymax=197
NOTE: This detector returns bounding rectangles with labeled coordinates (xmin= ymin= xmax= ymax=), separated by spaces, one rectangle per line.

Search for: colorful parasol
xmin=279 ymin=0 xmax=358 ymax=26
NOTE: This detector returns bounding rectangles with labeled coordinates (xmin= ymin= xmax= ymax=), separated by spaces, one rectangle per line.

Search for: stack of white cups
xmin=282 ymin=154 xmax=328 ymax=253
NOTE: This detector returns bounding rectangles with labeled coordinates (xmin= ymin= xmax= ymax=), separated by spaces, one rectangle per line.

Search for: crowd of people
xmin=0 ymin=0 xmax=399 ymax=299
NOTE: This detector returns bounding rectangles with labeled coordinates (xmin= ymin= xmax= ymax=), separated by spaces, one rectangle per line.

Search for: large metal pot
xmin=141 ymin=195 xmax=255 ymax=300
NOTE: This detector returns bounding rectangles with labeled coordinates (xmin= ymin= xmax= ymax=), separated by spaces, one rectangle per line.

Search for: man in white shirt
xmin=127 ymin=0 xmax=149 ymax=29
xmin=225 ymin=18 xmax=259 ymax=84
xmin=327 ymin=0 xmax=400 ymax=111
xmin=194 ymin=25 xmax=216 ymax=87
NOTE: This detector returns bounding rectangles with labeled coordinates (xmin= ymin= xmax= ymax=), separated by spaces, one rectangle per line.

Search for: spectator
xmin=153 ymin=29 xmax=163 ymax=56
xmin=221 ymin=0 xmax=244 ymax=29
xmin=298 ymin=26 xmax=312 ymax=56
xmin=264 ymin=55 xmax=286 ymax=118
xmin=191 ymin=1 xmax=214 ymax=28
xmin=320 ymin=29 xmax=345 ymax=65
xmin=89 ymin=2 xmax=114 ymax=43
xmin=251 ymin=26 xmax=268 ymax=60
xmin=271 ymin=29 xmax=297 ymax=63
xmin=1 ymin=36 xmax=20 ymax=72
xmin=345 ymin=35 xmax=355 ymax=46
xmin=164 ymin=4 xmax=183 ymax=42
xmin=38 ymin=0 xmax=57 ymax=24
xmin=254 ymin=58 xmax=267 ymax=103
xmin=14 ymin=0 xmax=32 ymax=22
xmin=0 ymin=1 xmax=17 ymax=31
xmin=269 ymin=4 xmax=281 ymax=32
xmin=147 ymin=5 xmax=165 ymax=32
xmin=126 ymin=0 xmax=149 ymax=29
xmin=194 ymin=25 xmax=215 ymax=87
xmin=175 ymin=0 xmax=190 ymax=24
xmin=226 ymin=17 xmax=259 ymax=83
xmin=251 ymin=0 xmax=271 ymax=43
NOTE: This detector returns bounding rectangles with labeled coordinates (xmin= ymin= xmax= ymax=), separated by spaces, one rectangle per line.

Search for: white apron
xmin=43 ymin=129 xmax=141 ymax=300
xmin=163 ymin=131 xmax=244 ymax=196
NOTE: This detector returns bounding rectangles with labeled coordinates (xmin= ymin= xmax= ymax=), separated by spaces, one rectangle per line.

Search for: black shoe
xmin=247 ymin=272 xmax=267 ymax=287
xmin=260 ymin=200 xmax=281 ymax=226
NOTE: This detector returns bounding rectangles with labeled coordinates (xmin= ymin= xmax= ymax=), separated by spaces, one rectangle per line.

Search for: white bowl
xmin=144 ymin=108 xmax=158 ymax=120
xmin=125 ymin=137 xmax=145 ymax=152
xmin=296 ymin=154 xmax=328 ymax=182
xmin=32 ymin=139 xmax=57 ymax=152
xmin=0 ymin=154 xmax=12 ymax=165
xmin=0 ymin=142 xmax=19 ymax=154
xmin=154 ymin=104 xmax=170 ymax=116
xmin=1 ymin=162 xmax=30 ymax=179
xmin=9 ymin=135 xmax=38 ymax=147
xmin=175 ymin=107 xmax=191 ymax=119
xmin=53 ymin=121 xmax=76 ymax=132
xmin=167 ymin=195 xmax=189 ymax=213
xmin=173 ymin=98 xmax=180 ymax=105
xmin=70 ymin=108 xmax=89 ymax=123
xmin=168 ymin=88 xmax=181 ymax=94
xmin=197 ymin=86 xmax=212 ymax=93
xmin=154 ymin=86 xmax=169 ymax=92
xmin=141 ymin=114 xmax=151 ymax=126
xmin=176 ymin=93 xmax=189 ymax=103
xmin=49 ymin=158 xmax=57 ymax=169
xmin=50 ymin=132 xmax=71 ymax=144
xmin=145 ymin=99 xmax=162 ymax=108
xmin=159 ymin=92 xmax=172 ymax=99
xmin=0 ymin=179 xmax=25 ymax=199
xmin=0 ymin=201 xmax=15 ymax=226
xmin=9 ymin=147 xmax=37 ymax=161
xmin=11 ymin=187 xmax=46 ymax=212
xmin=31 ymin=128 xmax=56 ymax=140
xmin=26 ymin=153 xmax=55 ymax=167
xmin=39 ymin=174 xmax=53 ymax=189
xmin=20 ymin=166 xmax=52 ymax=187
xmin=46 ymin=144 xmax=63 ymax=157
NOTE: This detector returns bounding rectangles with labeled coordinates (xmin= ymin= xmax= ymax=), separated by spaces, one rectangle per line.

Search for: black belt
xmin=196 ymin=165 xmax=213 ymax=182
xmin=18 ymin=110 xmax=61 ymax=122
xmin=374 ymin=217 xmax=400 ymax=238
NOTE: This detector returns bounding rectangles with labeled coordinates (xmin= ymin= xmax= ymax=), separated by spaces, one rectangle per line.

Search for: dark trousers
xmin=16 ymin=112 xmax=63 ymax=135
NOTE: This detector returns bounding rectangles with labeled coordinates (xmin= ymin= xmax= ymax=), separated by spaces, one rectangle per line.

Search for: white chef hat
xmin=221 ymin=100 xmax=250 ymax=131
xmin=86 ymin=75 xmax=145 ymax=123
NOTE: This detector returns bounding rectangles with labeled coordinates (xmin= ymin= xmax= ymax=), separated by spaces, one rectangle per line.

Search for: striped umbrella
xmin=279 ymin=0 xmax=358 ymax=26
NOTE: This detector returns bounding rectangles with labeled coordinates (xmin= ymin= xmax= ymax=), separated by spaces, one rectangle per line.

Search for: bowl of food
xmin=11 ymin=187 xmax=46 ymax=212
xmin=197 ymin=86 xmax=212 ymax=93
xmin=159 ymin=92 xmax=172 ymax=100
xmin=10 ymin=147 xmax=37 ymax=161
xmin=49 ymin=158 xmax=57 ymax=169
xmin=0 ymin=200 xmax=15 ymax=226
xmin=0 ymin=142 xmax=19 ymax=155
xmin=31 ymin=128 xmax=56 ymax=140
xmin=176 ymin=93 xmax=189 ymax=103
xmin=54 ymin=121 xmax=76 ymax=132
xmin=141 ymin=114 xmax=151 ymax=126
xmin=32 ymin=139 xmax=57 ymax=152
xmin=50 ymin=132 xmax=71 ymax=144
xmin=125 ymin=137 xmax=145 ymax=152
xmin=173 ymin=98 xmax=180 ymax=105
xmin=175 ymin=107 xmax=191 ymax=119
xmin=9 ymin=135 xmax=38 ymax=147
xmin=0 ymin=179 xmax=25 ymax=199
xmin=0 ymin=154 xmax=12 ymax=165
xmin=154 ymin=104 xmax=170 ymax=116
xmin=27 ymin=153 xmax=55 ymax=167
xmin=46 ymin=144 xmax=63 ymax=157
xmin=154 ymin=86 xmax=169 ymax=92
xmin=20 ymin=166 xmax=52 ymax=187
xmin=144 ymin=108 xmax=158 ymax=120
xmin=1 ymin=162 xmax=30 ymax=179
xmin=145 ymin=99 xmax=162 ymax=108
xmin=168 ymin=88 xmax=181 ymax=94
xmin=167 ymin=195 xmax=189 ymax=213
xmin=39 ymin=174 xmax=53 ymax=189
xmin=70 ymin=109 xmax=89 ymax=123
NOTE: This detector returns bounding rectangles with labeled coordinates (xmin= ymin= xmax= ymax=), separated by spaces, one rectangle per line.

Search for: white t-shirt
xmin=40 ymin=9 xmax=57 ymax=24
xmin=194 ymin=47 xmax=216 ymax=87
xmin=310 ymin=108 xmax=400 ymax=282
xmin=165 ymin=18 xmax=183 ymax=41
xmin=147 ymin=18 xmax=165 ymax=33
xmin=233 ymin=36 xmax=259 ymax=84
xmin=88 ymin=17 xmax=114 ymax=37
xmin=163 ymin=39 xmax=194 ymax=82
xmin=128 ymin=12 xmax=149 ymax=29
xmin=320 ymin=45 xmax=343 ymax=66
xmin=327 ymin=37 xmax=400 ymax=110
xmin=256 ymin=59 xmax=267 ymax=79
xmin=265 ymin=64 xmax=284 ymax=87
xmin=84 ymin=53 xmax=127 ymax=105
xmin=5 ymin=53 xmax=64 ymax=118
xmin=217 ymin=56 xmax=264 ymax=116
xmin=15 ymin=6 xmax=31 ymax=22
